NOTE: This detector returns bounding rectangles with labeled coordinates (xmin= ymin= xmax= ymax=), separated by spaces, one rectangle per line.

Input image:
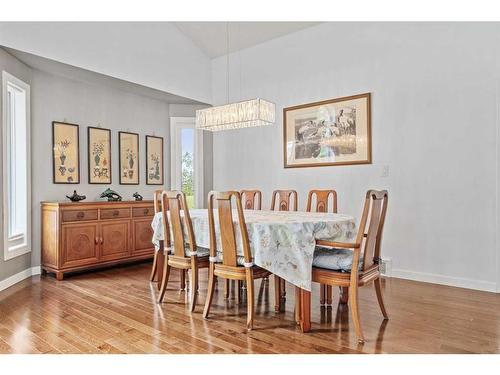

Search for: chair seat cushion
xmin=213 ymin=252 xmax=247 ymax=266
xmin=312 ymin=246 xmax=363 ymax=272
xmin=162 ymin=245 xmax=210 ymax=257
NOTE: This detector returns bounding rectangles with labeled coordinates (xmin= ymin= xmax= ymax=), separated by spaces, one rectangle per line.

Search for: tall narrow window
xmin=2 ymin=71 xmax=31 ymax=260
xmin=170 ymin=117 xmax=204 ymax=208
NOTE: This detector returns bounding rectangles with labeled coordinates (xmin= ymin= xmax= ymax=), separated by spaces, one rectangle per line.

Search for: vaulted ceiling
xmin=174 ymin=22 xmax=321 ymax=58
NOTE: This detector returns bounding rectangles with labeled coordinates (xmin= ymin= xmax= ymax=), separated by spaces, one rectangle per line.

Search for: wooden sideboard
xmin=41 ymin=200 xmax=156 ymax=280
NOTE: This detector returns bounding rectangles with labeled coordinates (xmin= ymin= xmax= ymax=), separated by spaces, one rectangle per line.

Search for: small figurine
xmin=66 ymin=190 xmax=86 ymax=202
xmin=133 ymin=192 xmax=143 ymax=201
xmin=100 ymin=188 xmax=122 ymax=202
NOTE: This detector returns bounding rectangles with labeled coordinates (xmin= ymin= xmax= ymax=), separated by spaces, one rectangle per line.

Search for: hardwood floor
xmin=0 ymin=261 xmax=499 ymax=354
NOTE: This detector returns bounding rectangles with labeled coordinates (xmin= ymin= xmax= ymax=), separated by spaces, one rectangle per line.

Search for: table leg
xmin=340 ymin=286 xmax=349 ymax=304
xmin=300 ymin=288 xmax=311 ymax=332
xmin=157 ymin=241 xmax=165 ymax=291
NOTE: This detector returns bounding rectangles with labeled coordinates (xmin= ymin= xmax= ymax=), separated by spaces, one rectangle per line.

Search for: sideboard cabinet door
xmin=61 ymin=223 xmax=99 ymax=268
xmin=100 ymin=220 xmax=131 ymax=261
xmin=133 ymin=219 xmax=155 ymax=255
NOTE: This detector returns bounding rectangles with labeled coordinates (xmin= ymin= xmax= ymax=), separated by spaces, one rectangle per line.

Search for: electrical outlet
xmin=379 ymin=257 xmax=392 ymax=277
xmin=381 ymin=165 xmax=390 ymax=178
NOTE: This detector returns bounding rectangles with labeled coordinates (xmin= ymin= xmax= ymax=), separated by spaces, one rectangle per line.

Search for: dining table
xmin=151 ymin=208 xmax=357 ymax=332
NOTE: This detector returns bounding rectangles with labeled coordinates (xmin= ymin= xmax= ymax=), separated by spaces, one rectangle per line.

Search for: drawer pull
xmin=76 ymin=212 xmax=85 ymax=219
xmin=143 ymin=209 xmax=149 ymax=215
xmin=113 ymin=210 xmax=119 ymax=216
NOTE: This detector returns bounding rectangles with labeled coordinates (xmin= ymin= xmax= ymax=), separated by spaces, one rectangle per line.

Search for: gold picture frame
xmin=52 ymin=121 xmax=80 ymax=184
xmin=88 ymin=127 xmax=112 ymax=184
xmin=119 ymin=131 xmax=139 ymax=185
xmin=146 ymin=135 xmax=164 ymax=185
xmin=283 ymin=93 xmax=371 ymax=168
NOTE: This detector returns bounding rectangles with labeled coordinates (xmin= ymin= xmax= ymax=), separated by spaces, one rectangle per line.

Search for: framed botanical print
xmin=146 ymin=135 xmax=164 ymax=185
xmin=52 ymin=121 xmax=80 ymax=184
xmin=118 ymin=131 xmax=139 ymax=185
xmin=283 ymin=93 xmax=371 ymax=168
xmin=88 ymin=127 xmax=112 ymax=184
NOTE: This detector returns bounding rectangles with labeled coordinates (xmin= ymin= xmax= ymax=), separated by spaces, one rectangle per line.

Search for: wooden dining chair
xmin=306 ymin=189 xmax=338 ymax=306
xmin=270 ymin=189 xmax=298 ymax=211
xmin=240 ymin=189 xmax=262 ymax=210
xmin=270 ymin=189 xmax=298 ymax=309
xmin=157 ymin=190 xmax=210 ymax=311
xmin=150 ymin=189 xmax=164 ymax=282
xmin=311 ymin=190 xmax=389 ymax=343
xmin=203 ymin=191 xmax=277 ymax=330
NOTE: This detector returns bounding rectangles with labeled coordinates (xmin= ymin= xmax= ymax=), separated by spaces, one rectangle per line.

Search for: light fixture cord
xmin=226 ymin=22 xmax=230 ymax=104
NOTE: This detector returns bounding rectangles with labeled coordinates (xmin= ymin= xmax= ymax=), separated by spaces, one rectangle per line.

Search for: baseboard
xmin=392 ymin=268 xmax=497 ymax=293
xmin=0 ymin=266 xmax=41 ymax=293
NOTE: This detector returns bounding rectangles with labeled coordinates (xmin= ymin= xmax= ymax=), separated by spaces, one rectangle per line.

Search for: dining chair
xmin=240 ymin=189 xmax=262 ymax=210
xmin=306 ymin=189 xmax=338 ymax=306
xmin=157 ymin=190 xmax=210 ymax=311
xmin=150 ymin=189 xmax=164 ymax=282
xmin=311 ymin=190 xmax=389 ymax=343
xmin=270 ymin=189 xmax=298 ymax=309
xmin=203 ymin=191 xmax=276 ymax=330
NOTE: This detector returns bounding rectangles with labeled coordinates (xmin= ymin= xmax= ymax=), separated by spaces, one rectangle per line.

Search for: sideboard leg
xmin=56 ymin=272 xmax=64 ymax=281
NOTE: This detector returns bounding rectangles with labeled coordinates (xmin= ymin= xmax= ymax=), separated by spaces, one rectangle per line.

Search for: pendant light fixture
xmin=196 ymin=23 xmax=275 ymax=131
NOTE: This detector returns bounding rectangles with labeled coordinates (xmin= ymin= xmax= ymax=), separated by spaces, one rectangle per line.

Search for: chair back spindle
xmin=154 ymin=189 xmax=163 ymax=213
xmin=270 ymin=189 xmax=298 ymax=211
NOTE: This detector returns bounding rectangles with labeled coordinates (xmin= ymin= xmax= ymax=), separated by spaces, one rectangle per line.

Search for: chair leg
xmin=224 ymin=279 xmax=230 ymax=299
xmin=245 ymin=271 xmax=254 ymax=331
xmin=180 ymin=270 xmax=186 ymax=291
xmin=237 ymin=280 xmax=243 ymax=304
xmin=320 ymin=284 xmax=326 ymax=305
xmin=203 ymin=265 xmax=216 ymax=319
xmin=340 ymin=286 xmax=349 ymax=304
xmin=280 ymin=278 xmax=286 ymax=297
xmin=274 ymin=275 xmax=282 ymax=311
xmin=326 ymin=285 xmax=333 ymax=305
xmin=374 ymin=278 xmax=389 ymax=319
xmin=150 ymin=251 xmax=158 ymax=281
xmin=157 ymin=256 xmax=171 ymax=303
xmin=189 ymin=263 xmax=199 ymax=312
xmin=349 ymin=282 xmax=364 ymax=343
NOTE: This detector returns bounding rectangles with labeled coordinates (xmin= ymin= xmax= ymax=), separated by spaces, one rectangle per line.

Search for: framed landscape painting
xmin=283 ymin=93 xmax=371 ymax=168
xmin=119 ymin=131 xmax=139 ymax=185
xmin=146 ymin=135 xmax=164 ymax=185
xmin=88 ymin=127 xmax=111 ymax=184
xmin=52 ymin=121 xmax=80 ymax=183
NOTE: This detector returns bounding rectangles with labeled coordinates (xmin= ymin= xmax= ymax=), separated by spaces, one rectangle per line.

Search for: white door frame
xmin=170 ymin=117 xmax=204 ymax=208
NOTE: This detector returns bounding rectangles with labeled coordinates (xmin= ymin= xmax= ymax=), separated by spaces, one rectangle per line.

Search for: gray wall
xmin=31 ymin=70 xmax=171 ymax=268
xmin=211 ymin=23 xmax=500 ymax=291
xmin=0 ymin=49 xmax=33 ymax=280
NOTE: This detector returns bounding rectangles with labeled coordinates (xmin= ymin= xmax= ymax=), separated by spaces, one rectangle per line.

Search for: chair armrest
xmin=316 ymin=240 xmax=361 ymax=249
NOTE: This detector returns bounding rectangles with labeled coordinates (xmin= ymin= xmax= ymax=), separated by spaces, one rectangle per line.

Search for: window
xmin=170 ymin=117 xmax=204 ymax=208
xmin=2 ymin=71 xmax=31 ymax=260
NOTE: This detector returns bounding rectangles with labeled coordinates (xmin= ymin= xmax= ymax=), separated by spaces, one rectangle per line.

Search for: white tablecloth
xmin=151 ymin=209 xmax=356 ymax=291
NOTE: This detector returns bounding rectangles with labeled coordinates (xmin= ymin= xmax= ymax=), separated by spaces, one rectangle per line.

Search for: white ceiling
xmin=174 ymin=22 xmax=321 ymax=58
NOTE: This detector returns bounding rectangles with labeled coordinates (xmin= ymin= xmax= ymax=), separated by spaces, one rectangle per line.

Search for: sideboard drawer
xmin=132 ymin=206 xmax=155 ymax=217
xmin=100 ymin=208 xmax=130 ymax=220
xmin=62 ymin=209 xmax=98 ymax=222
